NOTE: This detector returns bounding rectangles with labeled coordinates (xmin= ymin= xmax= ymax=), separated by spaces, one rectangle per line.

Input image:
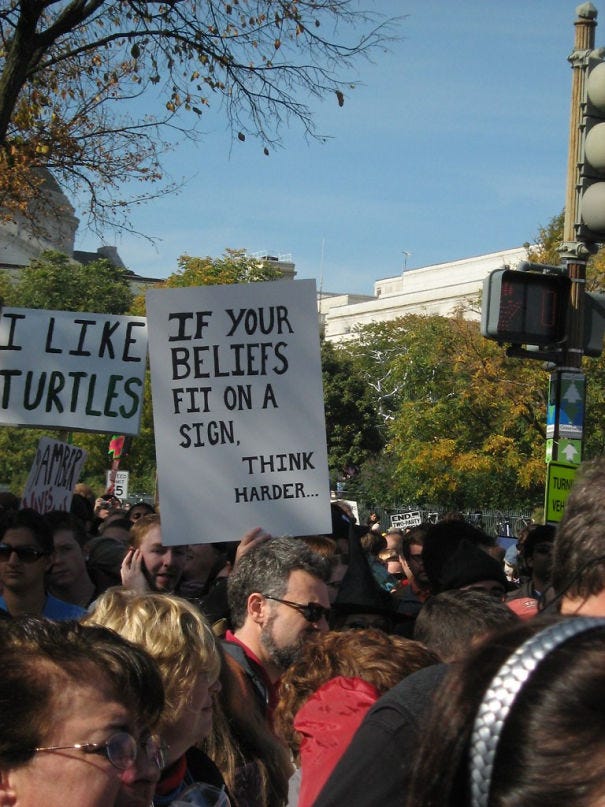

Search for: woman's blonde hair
xmin=85 ymin=588 xmax=220 ymax=727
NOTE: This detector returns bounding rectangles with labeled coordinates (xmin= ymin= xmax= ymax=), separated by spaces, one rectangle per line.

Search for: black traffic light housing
xmin=481 ymin=265 xmax=571 ymax=347
xmin=584 ymin=291 xmax=605 ymax=356
xmin=576 ymin=49 xmax=605 ymax=246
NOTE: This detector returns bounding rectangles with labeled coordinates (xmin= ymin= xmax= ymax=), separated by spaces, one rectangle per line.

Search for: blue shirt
xmin=0 ymin=593 xmax=85 ymax=620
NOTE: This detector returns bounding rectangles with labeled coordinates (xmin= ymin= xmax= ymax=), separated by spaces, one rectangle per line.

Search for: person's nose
xmin=162 ymin=550 xmax=177 ymax=567
xmin=6 ymin=549 xmax=21 ymax=566
xmin=120 ymin=746 xmax=162 ymax=786
xmin=210 ymin=678 xmax=222 ymax=696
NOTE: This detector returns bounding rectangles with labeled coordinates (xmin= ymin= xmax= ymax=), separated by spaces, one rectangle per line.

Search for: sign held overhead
xmin=146 ymin=279 xmax=332 ymax=544
xmin=0 ymin=307 xmax=148 ymax=434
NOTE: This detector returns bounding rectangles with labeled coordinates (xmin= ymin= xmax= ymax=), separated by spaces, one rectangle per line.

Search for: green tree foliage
xmin=2 ymin=250 xmax=133 ymax=313
xmin=0 ymin=1 xmax=395 ymax=232
xmin=342 ymin=314 xmax=549 ymax=511
xmin=0 ymin=428 xmax=47 ymax=496
xmin=131 ymin=249 xmax=283 ymax=316
xmin=166 ymin=250 xmax=283 ymax=288
xmin=525 ymin=210 xmax=565 ymax=266
xmin=344 ymin=451 xmax=404 ymax=510
xmin=320 ymin=339 xmax=383 ymax=487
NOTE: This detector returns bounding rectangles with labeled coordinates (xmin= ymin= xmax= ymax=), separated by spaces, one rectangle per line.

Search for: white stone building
xmin=0 ymin=170 xmax=156 ymax=291
xmin=319 ymin=246 xmax=530 ymax=343
xmin=0 ymin=172 xmax=80 ymax=276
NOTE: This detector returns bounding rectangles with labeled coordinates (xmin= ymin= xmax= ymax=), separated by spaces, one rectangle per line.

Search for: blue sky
xmin=76 ymin=1 xmax=590 ymax=295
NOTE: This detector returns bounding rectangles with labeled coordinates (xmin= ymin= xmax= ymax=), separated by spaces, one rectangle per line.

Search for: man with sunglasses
xmin=224 ymin=536 xmax=331 ymax=716
xmin=0 ymin=508 xmax=85 ymax=619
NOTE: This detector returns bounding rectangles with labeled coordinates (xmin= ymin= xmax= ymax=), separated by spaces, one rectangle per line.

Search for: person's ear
xmin=0 ymin=769 xmax=17 ymax=806
xmin=247 ymin=592 xmax=266 ymax=625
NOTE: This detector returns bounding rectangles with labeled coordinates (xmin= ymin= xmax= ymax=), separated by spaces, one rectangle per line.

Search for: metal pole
xmin=545 ymin=5 xmax=595 ymax=521
xmin=563 ymin=4 xmax=597 ymax=242
xmin=560 ymin=3 xmax=597 ymax=370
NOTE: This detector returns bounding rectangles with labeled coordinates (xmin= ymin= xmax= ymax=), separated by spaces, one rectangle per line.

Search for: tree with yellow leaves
xmin=344 ymin=312 xmax=549 ymax=511
xmin=130 ymin=248 xmax=282 ymax=316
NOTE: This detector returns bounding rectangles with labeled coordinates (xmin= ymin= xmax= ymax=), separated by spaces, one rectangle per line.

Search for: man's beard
xmin=260 ymin=612 xmax=307 ymax=671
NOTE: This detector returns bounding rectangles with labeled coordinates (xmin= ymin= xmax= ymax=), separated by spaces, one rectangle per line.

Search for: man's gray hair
xmin=227 ymin=536 xmax=330 ymax=629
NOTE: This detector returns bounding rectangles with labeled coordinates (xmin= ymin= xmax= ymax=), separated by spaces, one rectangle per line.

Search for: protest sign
xmin=146 ymin=279 xmax=332 ymax=543
xmin=390 ymin=511 xmax=423 ymax=529
xmin=22 ymin=437 xmax=87 ymax=513
xmin=0 ymin=307 xmax=147 ymax=434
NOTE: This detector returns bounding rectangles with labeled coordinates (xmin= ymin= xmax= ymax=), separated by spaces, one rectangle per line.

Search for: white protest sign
xmin=0 ymin=308 xmax=147 ymax=434
xmin=22 ymin=437 xmax=87 ymax=513
xmin=390 ymin=511 xmax=423 ymax=528
xmin=146 ymin=279 xmax=332 ymax=543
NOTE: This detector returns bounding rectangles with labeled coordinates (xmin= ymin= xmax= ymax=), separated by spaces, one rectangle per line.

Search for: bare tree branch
xmin=0 ymin=0 xmax=402 ymax=234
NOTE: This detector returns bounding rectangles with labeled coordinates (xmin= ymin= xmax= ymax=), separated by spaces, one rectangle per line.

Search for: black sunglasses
xmin=263 ymin=594 xmax=331 ymax=623
xmin=0 ymin=543 xmax=49 ymax=563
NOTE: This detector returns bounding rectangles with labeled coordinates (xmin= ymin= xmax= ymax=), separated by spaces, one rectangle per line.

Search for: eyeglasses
xmin=34 ymin=731 xmax=166 ymax=771
xmin=0 ymin=543 xmax=49 ymax=563
xmin=263 ymin=594 xmax=331 ymax=623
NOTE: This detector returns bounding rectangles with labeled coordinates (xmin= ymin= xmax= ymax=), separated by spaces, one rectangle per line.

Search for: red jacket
xmin=294 ymin=676 xmax=380 ymax=807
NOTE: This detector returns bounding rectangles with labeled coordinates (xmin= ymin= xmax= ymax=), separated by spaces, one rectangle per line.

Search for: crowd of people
xmin=3 ymin=457 xmax=605 ymax=806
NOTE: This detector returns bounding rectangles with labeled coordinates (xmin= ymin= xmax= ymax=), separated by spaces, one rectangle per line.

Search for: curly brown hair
xmin=273 ymin=629 xmax=438 ymax=759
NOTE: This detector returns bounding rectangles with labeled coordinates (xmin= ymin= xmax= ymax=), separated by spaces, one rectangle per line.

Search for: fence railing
xmin=357 ymin=503 xmax=533 ymax=539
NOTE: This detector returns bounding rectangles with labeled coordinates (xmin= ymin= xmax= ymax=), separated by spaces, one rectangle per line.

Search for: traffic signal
xmin=577 ymin=48 xmax=605 ymax=245
xmin=481 ymin=267 xmax=571 ymax=346
xmin=584 ymin=291 xmax=605 ymax=356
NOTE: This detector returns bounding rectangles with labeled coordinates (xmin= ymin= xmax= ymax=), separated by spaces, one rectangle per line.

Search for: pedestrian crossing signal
xmin=481 ymin=268 xmax=570 ymax=346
